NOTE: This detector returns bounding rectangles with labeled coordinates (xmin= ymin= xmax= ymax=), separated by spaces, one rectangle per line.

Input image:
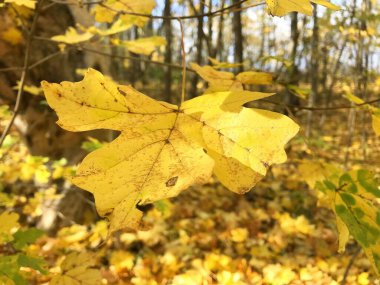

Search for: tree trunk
xmin=163 ymin=0 xmax=173 ymax=102
xmin=233 ymin=0 xmax=244 ymax=72
xmin=284 ymin=12 xmax=300 ymax=109
xmin=306 ymin=5 xmax=319 ymax=138
xmin=189 ymin=0 xmax=205 ymax=98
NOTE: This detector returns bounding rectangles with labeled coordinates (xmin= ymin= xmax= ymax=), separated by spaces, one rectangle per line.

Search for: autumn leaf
xmin=41 ymin=68 xmax=299 ymax=233
xmin=50 ymin=252 xmax=101 ymax=285
xmin=0 ymin=211 xmax=19 ymax=243
xmin=208 ymin=57 xmax=243 ymax=69
xmin=317 ymin=170 xmax=380 ymax=274
xmin=266 ymin=0 xmax=340 ymax=17
xmin=4 ymin=0 xmax=36 ymax=9
xmin=51 ymin=27 xmax=93 ymax=44
xmin=191 ymin=63 xmax=273 ymax=94
xmin=344 ymin=93 xmax=380 ymax=136
xmin=372 ymin=113 xmax=380 ymax=136
xmin=123 ymin=36 xmax=167 ymax=56
xmin=92 ymin=0 xmax=155 ymax=27
xmin=88 ymin=19 xmax=132 ymax=36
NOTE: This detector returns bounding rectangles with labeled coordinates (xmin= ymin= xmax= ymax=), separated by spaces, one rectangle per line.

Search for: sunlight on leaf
xmin=41 ymin=69 xmax=299 ymax=233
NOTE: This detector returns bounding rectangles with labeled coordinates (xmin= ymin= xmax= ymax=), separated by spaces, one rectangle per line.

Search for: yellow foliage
xmin=23 ymin=187 xmax=62 ymax=217
xmin=276 ymin=212 xmax=316 ymax=235
xmin=41 ymin=68 xmax=299 ymax=232
xmin=372 ymin=113 xmax=380 ymax=136
xmin=230 ymin=228 xmax=249 ymax=243
xmin=51 ymin=27 xmax=93 ymax=44
xmin=20 ymin=155 xmax=50 ymax=184
xmin=123 ymin=36 xmax=167 ymax=56
xmin=0 ymin=211 xmax=19 ymax=243
xmin=236 ymin=71 xmax=273 ymax=85
xmin=344 ymin=93 xmax=380 ymax=136
xmin=298 ymin=160 xmax=339 ymax=189
xmin=110 ymin=250 xmax=135 ymax=272
xmin=14 ymin=81 xmax=42 ymax=96
xmin=266 ymin=0 xmax=340 ymax=16
xmin=4 ymin=0 xmax=36 ymax=9
xmin=172 ymin=270 xmax=204 ymax=285
xmin=92 ymin=0 xmax=155 ymax=27
xmin=88 ymin=19 xmax=132 ymax=36
xmin=1 ymin=27 xmax=23 ymax=45
xmin=263 ymin=263 xmax=297 ymax=285
xmin=50 ymin=252 xmax=102 ymax=285
xmin=191 ymin=63 xmax=273 ymax=94
xmin=208 ymin=57 xmax=243 ymax=69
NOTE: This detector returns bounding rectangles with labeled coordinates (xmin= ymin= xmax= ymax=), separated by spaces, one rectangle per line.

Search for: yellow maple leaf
xmin=0 ymin=211 xmax=19 ymax=243
xmin=51 ymin=27 xmax=93 ymax=44
xmin=41 ymin=69 xmax=299 ymax=232
xmin=50 ymin=252 xmax=101 ymax=285
xmin=191 ymin=63 xmax=272 ymax=93
xmin=123 ymin=36 xmax=166 ymax=56
xmin=266 ymin=0 xmax=340 ymax=17
xmin=92 ymin=0 xmax=155 ymax=27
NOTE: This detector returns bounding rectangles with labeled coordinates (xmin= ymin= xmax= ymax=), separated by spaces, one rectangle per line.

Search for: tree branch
xmin=0 ymin=0 xmax=45 ymax=147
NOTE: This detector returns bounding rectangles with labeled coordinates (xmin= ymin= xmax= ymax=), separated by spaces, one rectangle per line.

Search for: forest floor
xmin=1 ymin=100 xmax=380 ymax=285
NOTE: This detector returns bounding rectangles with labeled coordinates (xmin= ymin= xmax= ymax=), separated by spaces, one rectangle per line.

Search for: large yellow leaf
xmin=41 ymin=69 xmax=299 ymax=232
xmin=92 ymin=0 xmax=155 ymax=27
xmin=50 ymin=252 xmax=101 ymax=285
xmin=266 ymin=0 xmax=340 ymax=16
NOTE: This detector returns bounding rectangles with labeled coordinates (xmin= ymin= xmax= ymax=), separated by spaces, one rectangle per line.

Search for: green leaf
xmin=0 ymin=255 xmax=27 ymax=285
xmin=17 ymin=254 xmax=48 ymax=275
xmin=319 ymin=170 xmax=380 ymax=275
xmin=12 ymin=228 xmax=44 ymax=250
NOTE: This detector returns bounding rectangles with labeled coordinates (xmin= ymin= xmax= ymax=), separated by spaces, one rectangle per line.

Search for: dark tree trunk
xmin=285 ymin=12 xmax=300 ymax=109
xmin=163 ymin=0 xmax=173 ymax=102
xmin=233 ymin=0 xmax=244 ymax=72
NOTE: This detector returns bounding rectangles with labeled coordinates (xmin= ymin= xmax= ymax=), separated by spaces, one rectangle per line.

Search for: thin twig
xmin=78 ymin=45 xmax=195 ymax=72
xmin=0 ymin=66 xmax=23 ymax=72
xmin=0 ymin=51 xmax=62 ymax=73
xmin=261 ymin=97 xmax=380 ymax=111
xmin=99 ymin=0 xmax=264 ymax=20
xmin=0 ymin=0 xmax=45 ymax=147
xmin=341 ymin=247 xmax=361 ymax=285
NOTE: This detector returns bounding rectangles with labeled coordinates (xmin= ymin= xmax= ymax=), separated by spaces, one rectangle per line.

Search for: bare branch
xmin=0 ymin=0 xmax=45 ymax=147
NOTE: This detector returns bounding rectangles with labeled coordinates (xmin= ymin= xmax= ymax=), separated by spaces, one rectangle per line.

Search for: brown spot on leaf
xmin=261 ymin=161 xmax=269 ymax=168
xmin=166 ymin=176 xmax=178 ymax=187
xmin=117 ymin=87 xmax=127 ymax=96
